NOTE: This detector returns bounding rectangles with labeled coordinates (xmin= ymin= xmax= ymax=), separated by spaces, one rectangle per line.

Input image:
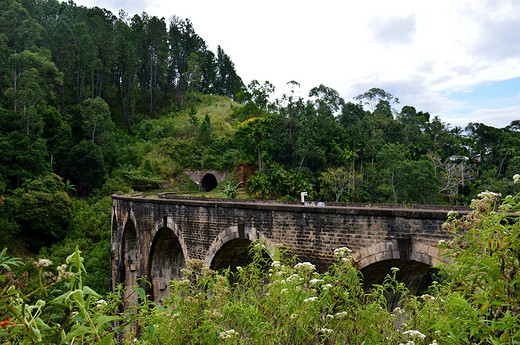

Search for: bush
xmin=11 ymin=174 xmax=73 ymax=249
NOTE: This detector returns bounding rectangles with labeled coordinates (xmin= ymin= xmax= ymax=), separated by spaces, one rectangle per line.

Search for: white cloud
xmin=443 ymin=106 xmax=520 ymax=129
xmin=372 ymin=15 xmax=416 ymax=46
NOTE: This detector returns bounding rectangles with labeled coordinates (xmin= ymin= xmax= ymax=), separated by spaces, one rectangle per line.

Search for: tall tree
xmin=215 ymin=46 xmax=244 ymax=99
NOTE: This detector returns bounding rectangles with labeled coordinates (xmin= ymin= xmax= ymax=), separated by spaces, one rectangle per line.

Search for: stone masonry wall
xmin=110 ymin=196 xmax=469 ymax=292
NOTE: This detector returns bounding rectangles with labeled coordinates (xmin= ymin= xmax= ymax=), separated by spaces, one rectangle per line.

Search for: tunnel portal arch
xmin=201 ymin=173 xmax=218 ymax=192
xmin=148 ymin=227 xmax=187 ymax=301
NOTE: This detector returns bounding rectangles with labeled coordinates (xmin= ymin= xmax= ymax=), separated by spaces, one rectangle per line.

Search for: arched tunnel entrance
xmin=361 ymin=259 xmax=436 ymax=310
xmin=149 ymin=228 xmax=186 ymax=301
xmin=201 ymin=173 xmax=218 ymax=192
xmin=121 ymin=220 xmax=139 ymax=305
xmin=210 ymin=239 xmax=271 ymax=275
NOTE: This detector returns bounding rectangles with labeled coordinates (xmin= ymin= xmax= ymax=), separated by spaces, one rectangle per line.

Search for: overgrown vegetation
xmin=1 ymin=180 xmax=519 ymax=343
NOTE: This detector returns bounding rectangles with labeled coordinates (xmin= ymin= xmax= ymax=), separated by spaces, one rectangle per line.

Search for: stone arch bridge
xmin=110 ymin=194 xmax=469 ymax=301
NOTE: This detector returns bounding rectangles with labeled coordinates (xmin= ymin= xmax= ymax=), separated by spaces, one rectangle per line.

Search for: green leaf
xmin=97 ymin=333 xmax=114 ymax=345
xmin=83 ymin=285 xmax=101 ymax=298
xmin=29 ymin=326 xmax=41 ymax=341
xmin=95 ymin=315 xmax=119 ymax=325
xmin=63 ymin=325 xmax=91 ymax=341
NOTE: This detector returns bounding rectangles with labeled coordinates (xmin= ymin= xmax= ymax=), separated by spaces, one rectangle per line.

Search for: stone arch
xmin=206 ymin=226 xmax=273 ymax=271
xmin=148 ymin=217 xmax=189 ymax=268
xmin=201 ymin=173 xmax=218 ymax=192
xmin=351 ymin=240 xmax=441 ymax=271
xmin=121 ymin=218 xmax=140 ymax=305
xmin=148 ymin=226 xmax=187 ymax=302
xmin=352 ymin=240 xmax=443 ymax=308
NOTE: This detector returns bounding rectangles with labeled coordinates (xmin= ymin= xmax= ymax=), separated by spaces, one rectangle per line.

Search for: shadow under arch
xmin=205 ymin=226 xmax=274 ymax=268
xmin=148 ymin=227 xmax=187 ymax=302
xmin=353 ymin=240 xmax=443 ymax=310
xmin=121 ymin=219 xmax=139 ymax=305
xmin=210 ymin=238 xmax=272 ymax=274
xmin=111 ymin=214 xmax=119 ymax=289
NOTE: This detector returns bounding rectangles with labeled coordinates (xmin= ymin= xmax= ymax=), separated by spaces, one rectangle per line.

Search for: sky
xmin=73 ymin=0 xmax=520 ymax=129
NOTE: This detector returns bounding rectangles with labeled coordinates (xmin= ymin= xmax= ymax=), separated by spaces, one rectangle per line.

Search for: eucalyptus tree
xmin=113 ymin=15 xmax=137 ymax=130
xmin=168 ymin=17 xmax=207 ymax=100
xmin=131 ymin=13 xmax=168 ymax=117
xmin=215 ymin=45 xmax=244 ymax=99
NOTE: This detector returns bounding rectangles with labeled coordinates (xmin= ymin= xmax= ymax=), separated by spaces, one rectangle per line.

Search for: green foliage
xmin=0 ymin=131 xmax=49 ymax=189
xmin=246 ymin=163 xmax=313 ymax=200
xmin=320 ymin=166 xmax=360 ymax=202
xmin=0 ymin=246 xmax=120 ymax=344
xmin=222 ymin=180 xmax=243 ymax=199
xmin=434 ymin=189 xmax=520 ymax=344
xmin=65 ymin=140 xmax=107 ymax=194
xmin=11 ymin=174 xmax=73 ymax=249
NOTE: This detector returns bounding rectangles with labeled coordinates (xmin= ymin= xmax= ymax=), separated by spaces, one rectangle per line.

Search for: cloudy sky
xmin=74 ymin=0 xmax=520 ymax=129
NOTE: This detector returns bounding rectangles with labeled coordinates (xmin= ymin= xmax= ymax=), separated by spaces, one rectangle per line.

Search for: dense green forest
xmin=1 ymin=0 xmax=520 ymax=294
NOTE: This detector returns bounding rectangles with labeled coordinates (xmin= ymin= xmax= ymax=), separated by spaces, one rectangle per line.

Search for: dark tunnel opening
xmin=201 ymin=173 xmax=218 ymax=192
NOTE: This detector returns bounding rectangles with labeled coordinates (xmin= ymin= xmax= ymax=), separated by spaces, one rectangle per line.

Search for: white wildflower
xmin=294 ymin=262 xmax=316 ymax=274
xmin=204 ymin=309 xmax=223 ymax=318
xmin=291 ymin=313 xmax=297 ymax=319
xmin=403 ymin=330 xmax=426 ymax=340
xmin=319 ymin=328 xmax=334 ymax=335
xmin=96 ymin=299 xmax=107 ymax=308
xmin=326 ymin=314 xmax=334 ymax=319
xmin=57 ymin=264 xmax=74 ymax=281
xmin=303 ymin=297 xmax=318 ymax=303
xmin=438 ymin=240 xmax=446 ymax=246
xmin=513 ymin=174 xmax=520 ymax=184
xmin=236 ymin=266 xmax=242 ymax=272
xmin=219 ymin=329 xmax=239 ymax=340
xmin=421 ymin=294 xmax=435 ymax=301
xmin=271 ymin=260 xmax=281 ymax=267
xmin=477 ymin=190 xmax=501 ymax=199
xmin=430 ymin=341 xmax=438 ymax=345
xmin=334 ymin=247 xmax=352 ymax=257
xmin=393 ymin=307 xmax=405 ymax=315
xmin=309 ymin=278 xmax=324 ymax=285
xmin=447 ymin=211 xmax=458 ymax=218
xmin=335 ymin=311 xmax=348 ymax=319
xmin=470 ymin=198 xmax=480 ymax=209
xmin=33 ymin=259 xmax=53 ymax=269
xmin=322 ymin=284 xmax=333 ymax=291
xmin=286 ymin=274 xmax=301 ymax=283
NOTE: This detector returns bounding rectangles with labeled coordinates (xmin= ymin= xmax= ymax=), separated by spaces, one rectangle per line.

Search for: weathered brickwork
xmin=111 ymin=195 xmax=470 ymax=299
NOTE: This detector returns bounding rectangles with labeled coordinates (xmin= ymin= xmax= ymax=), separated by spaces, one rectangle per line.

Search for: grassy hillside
xmin=101 ymin=93 xmax=247 ymax=197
